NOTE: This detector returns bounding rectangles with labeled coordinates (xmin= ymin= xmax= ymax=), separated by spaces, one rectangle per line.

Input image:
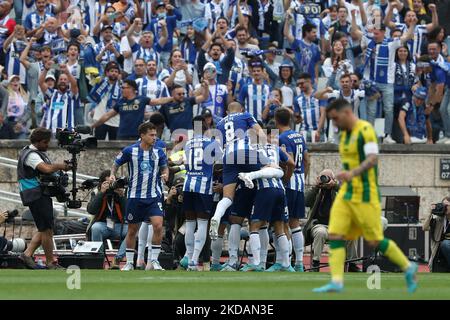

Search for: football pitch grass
xmin=0 ymin=270 xmax=449 ymax=300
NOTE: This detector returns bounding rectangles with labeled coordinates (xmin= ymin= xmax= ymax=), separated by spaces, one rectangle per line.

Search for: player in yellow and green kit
xmin=313 ymin=99 xmax=418 ymax=293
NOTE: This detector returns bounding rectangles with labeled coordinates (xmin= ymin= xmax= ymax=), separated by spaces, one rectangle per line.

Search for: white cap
xmin=45 ymin=74 xmax=56 ymax=81
xmin=203 ymin=62 xmax=216 ymax=71
xmin=8 ymin=74 xmax=20 ymax=83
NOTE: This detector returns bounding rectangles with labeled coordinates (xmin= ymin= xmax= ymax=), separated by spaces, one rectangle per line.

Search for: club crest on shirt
xmin=128 ymin=213 xmax=133 ymax=220
xmin=140 ymin=161 xmax=152 ymax=172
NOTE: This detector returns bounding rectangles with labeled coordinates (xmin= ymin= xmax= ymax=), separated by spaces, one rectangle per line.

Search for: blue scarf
xmin=365 ymin=39 xmax=390 ymax=83
xmin=180 ymin=39 xmax=197 ymax=65
xmin=89 ymin=79 xmax=122 ymax=111
xmin=406 ymin=101 xmax=426 ymax=139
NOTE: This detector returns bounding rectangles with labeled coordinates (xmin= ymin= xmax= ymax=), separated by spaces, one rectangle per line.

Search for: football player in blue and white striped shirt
xmin=181 ymin=116 xmax=222 ymax=271
xmin=111 ymin=122 xmax=169 ymax=271
xmin=238 ymin=59 xmax=271 ymax=122
xmin=38 ymin=61 xmax=79 ymax=133
xmin=276 ymin=107 xmax=310 ymax=272
xmin=209 ymin=102 xmax=282 ymax=240
xmin=243 ymin=126 xmax=295 ymax=272
xmin=384 ymin=3 xmax=438 ymax=57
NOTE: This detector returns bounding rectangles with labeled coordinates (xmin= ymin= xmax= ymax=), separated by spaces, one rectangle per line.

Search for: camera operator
xmin=303 ymin=169 xmax=360 ymax=272
xmin=423 ymin=197 xmax=450 ymax=271
xmin=87 ymin=170 xmax=128 ymax=270
xmin=17 ymin=128 xmax=72 ymax=269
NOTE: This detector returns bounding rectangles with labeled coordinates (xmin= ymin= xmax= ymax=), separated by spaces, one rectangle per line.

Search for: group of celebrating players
xmin=109 ymin=96 xmax=419 ymax=293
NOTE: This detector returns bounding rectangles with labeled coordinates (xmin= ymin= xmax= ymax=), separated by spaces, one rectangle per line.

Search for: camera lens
xmin=319 ymin=175 xmax=331 ymax=184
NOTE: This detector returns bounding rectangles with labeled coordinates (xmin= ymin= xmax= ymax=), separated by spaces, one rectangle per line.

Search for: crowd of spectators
xmin=0 ymin=0 xmax=449 ymax=144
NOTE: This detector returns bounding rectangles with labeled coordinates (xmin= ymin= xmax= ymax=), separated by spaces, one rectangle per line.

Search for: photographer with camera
xmin=303 ymin=169 xmax=360 ymax=272
xmin=87 ymin=170 xmax=128 ymax=269
xmin=0 ymin=210 xmax=26 ymax=255
xmin=423 ymin=197 xmax=450 ymax=272
xmin=17 ymin=128 xmax=73 ymax=269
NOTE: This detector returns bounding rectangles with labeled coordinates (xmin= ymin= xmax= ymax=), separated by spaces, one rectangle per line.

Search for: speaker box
xmin=384 ymin=196 xmax=420 ymax=224
xmin=360 ymin=224 xmax=429 ymax=262
xmin=58 ymin=254 xmax=105 ymax=269
xmin=362 ymin=255 xmax=402 ymax=272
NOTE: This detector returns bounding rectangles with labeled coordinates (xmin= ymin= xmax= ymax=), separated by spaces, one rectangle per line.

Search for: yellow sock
xmin=379 ymin=238 xmax=410 ymax=271
xmin=329 ymin=240 xmax=346 ymax=283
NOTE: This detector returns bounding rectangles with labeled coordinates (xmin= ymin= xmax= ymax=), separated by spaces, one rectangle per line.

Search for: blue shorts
xmin=222 ymin=163 xmax=262 ymax=186
xmin=252 ymin=188 xmax=287 ymax=223
xmin=230 ymin=184 xmax=257 ymax=219
xmin=182 ymin=192 xmax=214 ymax=215
xmin=285 ymin=189 xmax=305 ymax=219
xmin=126 ymin=198 xmax=164 ymax=223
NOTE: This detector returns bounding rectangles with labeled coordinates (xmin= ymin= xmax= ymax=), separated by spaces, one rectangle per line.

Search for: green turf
xmin=0 ymin=270 xmax=448 ymax=300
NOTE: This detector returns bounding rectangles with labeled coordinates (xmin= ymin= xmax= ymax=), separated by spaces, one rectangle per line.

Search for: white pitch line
xmin=139 ymin=275 xmax=333 ymax=282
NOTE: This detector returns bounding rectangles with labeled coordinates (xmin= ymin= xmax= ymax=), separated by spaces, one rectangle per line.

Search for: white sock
xmin=150 ymin=244 xmax=161 ymax=262
xmin=185 ymin=220 xmax=196 ymax=262
xmin=259 ymin=227 xmax=269 ymax=265
xmin=137 ymin=223 xmax=149 ymax=262
xmin=277 ymin=234 xmax=290 ymax=268
xmin=288 ymin=238 xmax=293 ymax=262
xmin=291 ymin=227 xmax=304 ymax=265
xmin=211 ymin=236 xmax=223 ymax=264
xmin=247 ymin=241 xmax=254 ymax=265
xmin=192 ymin=218 xmax=208 ymax=265
xmin=272 ymin=230 xmax=282 ymax=264
xmin=126 ymin=248 xmax=135 ymax=265
xmin=247 ymin=167 xmax=284 ymax=181
xmin=212 ymin=197 xmax=233 ymax=221
xmin=146 ymin=224 xmax=154 ymax=264
xmin=249 ymin=232 xmax=261 ymax=266
xmin=228 ymin=224 xmax=241 ymax=265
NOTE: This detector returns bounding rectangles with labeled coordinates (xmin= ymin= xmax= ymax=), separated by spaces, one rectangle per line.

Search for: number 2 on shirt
xmin=193 ymin=147 xmax=203 ymax=171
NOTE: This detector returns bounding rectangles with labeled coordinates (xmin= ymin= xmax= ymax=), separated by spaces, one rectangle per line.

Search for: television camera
xmin=43 ymin=126 xmax=98 ymax=209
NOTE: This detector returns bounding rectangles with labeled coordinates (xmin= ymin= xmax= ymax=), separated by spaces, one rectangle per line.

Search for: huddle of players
xmin=178 ymin=101 xmax=309 ymax=272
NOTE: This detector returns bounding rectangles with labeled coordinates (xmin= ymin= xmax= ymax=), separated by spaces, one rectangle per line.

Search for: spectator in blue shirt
xmin=284 ymin=22 xmax=321 ymax=85
xmin=159 ymin=82 xmax=209 ymax=132
xmin=145 ymin=1 xmax=180 ymax=68
xmin=90 ymin=79 xmax=174 ymax=140
xmin=398 ymin=87 xmax=433 ymax=144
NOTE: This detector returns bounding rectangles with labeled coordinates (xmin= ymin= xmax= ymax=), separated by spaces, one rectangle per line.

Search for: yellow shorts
xmin=328 ymin=195 xmax=383 ymax=241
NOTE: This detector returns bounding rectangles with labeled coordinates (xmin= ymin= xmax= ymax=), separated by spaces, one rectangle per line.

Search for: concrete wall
xmin=1 ymin=141 xmax=450 ymax=221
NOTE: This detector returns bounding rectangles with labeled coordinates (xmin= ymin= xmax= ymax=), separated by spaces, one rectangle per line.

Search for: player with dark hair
xmin=313 ymin=99 xmax=418 ymax=293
